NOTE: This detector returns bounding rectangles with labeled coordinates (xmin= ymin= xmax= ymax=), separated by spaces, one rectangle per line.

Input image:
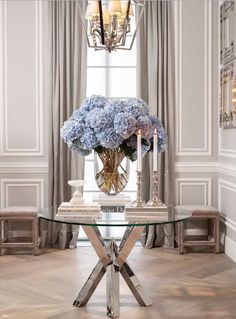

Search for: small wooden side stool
xmin=175 ymin=205 xmax=220 ymax=254
xmin=0 ymin=207 xmax=39 ymax=255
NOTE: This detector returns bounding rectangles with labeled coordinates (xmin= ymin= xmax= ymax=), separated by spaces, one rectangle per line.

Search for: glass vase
xmin=94 ymin=148 xmax=130 ymax=196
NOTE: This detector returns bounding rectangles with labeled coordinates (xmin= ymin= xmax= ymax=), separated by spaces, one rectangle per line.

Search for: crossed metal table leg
xmin=73 ymin=225 xmax=152 ymax=318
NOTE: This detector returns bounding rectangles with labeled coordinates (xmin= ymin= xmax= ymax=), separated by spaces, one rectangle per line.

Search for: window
xmin=78 ymin=38 xmax=137 ymax=241
xmin=83 ymin=42 xmax=137 ymax=203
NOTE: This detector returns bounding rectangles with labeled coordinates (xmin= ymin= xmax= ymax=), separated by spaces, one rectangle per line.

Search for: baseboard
xmin=225 ymin=235 xmax=236 ymax=263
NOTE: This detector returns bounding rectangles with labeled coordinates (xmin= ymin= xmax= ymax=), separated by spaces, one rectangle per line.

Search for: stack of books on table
xmin=56 ymin=202 xmax=101 ymax=221
xmin=92 ymin=194 xmax=131 ymax=213
xmin=125 ymin=204 xmax=169 ymax=221
xmin=93 ymin=194 xmax=131 ymax=206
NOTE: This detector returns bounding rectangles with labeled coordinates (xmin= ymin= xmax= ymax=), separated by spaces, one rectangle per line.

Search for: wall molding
xmin=176 ymin=177 xmax=212 ymax=206
xmin=0 ymin=1 xmax=44 ymax=157
xmin=0 ymin=178 xmax=44 ymax=208
xmin=175 ymin=1 xmax=212 ymax=157
xmin=175 ymin=162 xmax=218 ymax=173
xmin=218 ymin=163 xmax=236 ymax=178
xmin=175 ymin=162 xmax=236 ymax=178
xmin=218 ymin=178 xmax=236 ymax=212
xmin=219 ymin=128 xmax=236 ymax=158
xmin=225 ymin=217 xmax=236 ymax=234
xmin=0 ymin=163 xmax=48 ymax=174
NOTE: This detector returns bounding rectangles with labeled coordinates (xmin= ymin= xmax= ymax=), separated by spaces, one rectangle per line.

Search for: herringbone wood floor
xmin=0 ymin=246 xmax=236 ymax=319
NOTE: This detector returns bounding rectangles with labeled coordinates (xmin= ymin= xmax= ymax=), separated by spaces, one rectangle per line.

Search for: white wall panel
xmin=175 ymin=0 xmax=212 ymax=156
xmin=0 ymin=1 xmax=46 ymax=208
xmin=219 ymin=128 xmax=236 ymax=158
xmin=0 ymin=178 xmax=44 ymax=208
xmin=176 ymin=177 xmax=212 ymax=206
xmin=0 ymin=1 xmax=43 ymax=156
xmin=218 ymin=179 xmax=236 ymax=222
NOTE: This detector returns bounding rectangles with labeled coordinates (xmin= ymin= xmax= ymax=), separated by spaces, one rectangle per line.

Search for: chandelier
xmin=79 ymin=0 xmax=145 ymax=53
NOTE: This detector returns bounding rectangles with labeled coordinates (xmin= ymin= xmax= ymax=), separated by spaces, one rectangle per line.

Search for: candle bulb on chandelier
xmin=137 ymin=129 xmax=142 ymax=172
xmin=153 ymin=128 xmax=158 ymax=171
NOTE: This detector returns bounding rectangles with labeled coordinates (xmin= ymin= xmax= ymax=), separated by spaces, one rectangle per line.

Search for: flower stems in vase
xmin=95 ymin=148 xmax=130 ymax=195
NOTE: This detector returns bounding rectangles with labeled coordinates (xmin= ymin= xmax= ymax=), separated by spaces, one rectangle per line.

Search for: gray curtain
xmin=137 ymin=1 xmax=175 ymax=248
xmin=45 ymin=1 xmax=87 ymax=248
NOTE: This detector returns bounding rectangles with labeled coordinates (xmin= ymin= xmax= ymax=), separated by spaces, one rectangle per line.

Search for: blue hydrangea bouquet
xmin=61 ymin=95 xmax=167 ymax=195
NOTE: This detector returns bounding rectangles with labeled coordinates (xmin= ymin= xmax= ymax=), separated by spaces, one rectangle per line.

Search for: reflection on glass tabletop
xmin=39 ymin=207 xmax=191 ymax=227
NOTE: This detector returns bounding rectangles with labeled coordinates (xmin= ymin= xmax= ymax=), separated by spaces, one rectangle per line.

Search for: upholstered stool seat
xmin=175 ymin=205 xmax=220 ymax=254
xmin=0 ymin=207 xmax=39 ymax=255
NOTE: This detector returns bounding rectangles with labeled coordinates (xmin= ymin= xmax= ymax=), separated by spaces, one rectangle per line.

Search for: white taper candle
xmin=153 ymin=128 xmax=158 ymax=171
xmin=137 ymin=129 xmax=142 ymax=172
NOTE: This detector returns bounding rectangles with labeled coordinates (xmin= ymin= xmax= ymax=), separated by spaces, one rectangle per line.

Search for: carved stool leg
xmin=178 ymin=221 xmax=185 ymax=254
xmin=33 ymin=217 xmax=39 ymax=256
xmin=0 ymin=219 xmax=3 ymax=256
xmin=215 ymin=215 xmax=220 ymax=253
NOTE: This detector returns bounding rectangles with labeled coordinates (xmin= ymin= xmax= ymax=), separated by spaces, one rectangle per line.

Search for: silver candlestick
xmin=131 ymin=171 xmax=145 ymax=207
xmin=147 ymin=171 xmax=165 ymax=207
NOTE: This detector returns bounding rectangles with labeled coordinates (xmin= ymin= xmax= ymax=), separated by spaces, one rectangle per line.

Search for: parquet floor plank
xmin=0 ymin=246 xmax=236 ymax=318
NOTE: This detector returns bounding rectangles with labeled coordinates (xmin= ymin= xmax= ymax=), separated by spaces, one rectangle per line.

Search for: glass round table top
xmin=39 ymin=206 xmax=191 ymax=227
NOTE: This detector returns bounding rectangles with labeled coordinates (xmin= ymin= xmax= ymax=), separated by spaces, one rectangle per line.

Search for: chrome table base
xmin=73 ymin=225 xmax=152 ymax=318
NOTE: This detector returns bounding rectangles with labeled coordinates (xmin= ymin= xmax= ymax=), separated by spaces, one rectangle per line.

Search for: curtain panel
xmin=44 ymin=1 xmax=87 ymax=248
xmin=137 ymin=1 xmax=176 ymax=248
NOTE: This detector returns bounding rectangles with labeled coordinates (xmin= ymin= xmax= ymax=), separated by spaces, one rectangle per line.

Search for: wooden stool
xmin=175 ymin=205 xmax=220 ymax=254
xmin=0 ymin=207 xmax=39 ymax=255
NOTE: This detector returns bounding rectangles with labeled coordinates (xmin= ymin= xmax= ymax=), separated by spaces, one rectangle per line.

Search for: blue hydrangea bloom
xmin=69 ymin=139 xmax=92 ymax=156
xmin=124 ymin=98 xmax=149 ymax=119
xmin=71 ymin=109 xmax=88 ymax=125
xmin=80 ymin=128 xmax=98 ymax=149
xmin=86 ymin=108 xmax=103 ymax=128
xmin=60 ymin=119 xmax=84 ymax=144
xmin=137 ymin=115 xmax=152 ymax=140
xmin=114 ymin=112 xmax=138 ymax=139
xmin=89 ymin=109 xmax=113 ymax=133
xmin=104 ymin=99 xmax=126 ymax=118
xmin=80 ymin=95 xmax=107 ymax=112
xmin=61 ymin=95 xmax=167 ymax=158
xmin=149 ymin=115 xmax=163 ymax=135
xmin=96 ymin=128 xmax=124 ymax=149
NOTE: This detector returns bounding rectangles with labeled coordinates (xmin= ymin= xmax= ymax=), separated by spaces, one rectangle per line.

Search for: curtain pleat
xmin=43 ymin=1 xmax=87 ymax=248
xmin=137 ymin=1 xmax=175 ymax=248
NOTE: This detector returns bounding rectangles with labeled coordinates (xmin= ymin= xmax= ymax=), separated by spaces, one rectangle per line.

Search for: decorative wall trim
xmin=0 ymin=163 xmax=48 ymax=174
xmin=175 ymin=162 xmax=218 ymax=173
xmin=225 ymin=236 xmax=236 ymax=263
xmin=218 ymin=180 xmax=236 ymax=262
xmin=218 ymin=163 xmax=236 ymax=178
xmin=0 ymin=178 xmax=44 ymax=208
xmin=175 ymin=162 xmax=236 ymax=178
xmin=219 ymin=129 xmax=236 ymax=158
xmin=175 ymin=177 xmax=212 ymax=206
xmin=0 ymin=1 xmax=43 ymax=156
xmin=175 ymin=1 xmax=212 ymax=156
xmin=218 ymin=179 xmax=236 ymax=212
